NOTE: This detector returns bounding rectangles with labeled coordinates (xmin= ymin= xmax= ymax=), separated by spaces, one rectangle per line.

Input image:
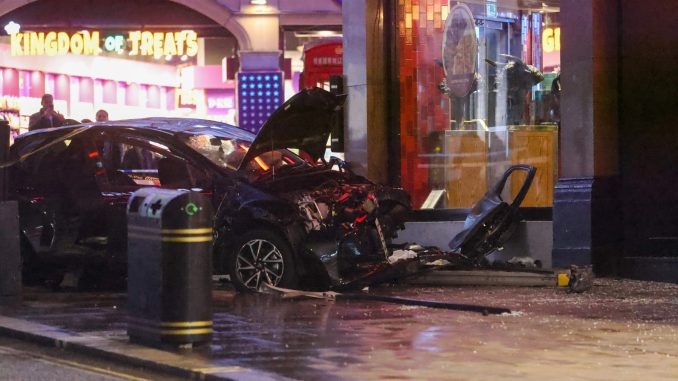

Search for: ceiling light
xmin=4 ymin=21 xmax=20 ymax=35
xmin=250 ymin=0 xmax=267 ymax=4
xmin=294 ymin=31 xmax=343 ymax=38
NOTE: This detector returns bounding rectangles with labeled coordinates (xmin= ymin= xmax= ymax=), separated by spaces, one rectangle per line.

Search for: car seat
xmin=158 ymin=157 xmax=191 ymax=188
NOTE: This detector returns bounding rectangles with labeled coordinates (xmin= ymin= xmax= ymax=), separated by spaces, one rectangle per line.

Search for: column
xmin=342 ymin=0 xmax=389 ymax=183
xmin=552 ymin=0 xmax=621 ymax=274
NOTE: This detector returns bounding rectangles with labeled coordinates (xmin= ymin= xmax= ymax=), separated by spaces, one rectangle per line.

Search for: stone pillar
xmin=552 ymin=0 xmax=621 ymax=274
xmin=342 ymin=0 xmax=388 ymax=183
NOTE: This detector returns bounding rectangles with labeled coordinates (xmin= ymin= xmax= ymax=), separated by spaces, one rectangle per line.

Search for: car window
xmin=179 ymin=133 xmax=249 ymax=170
xmin=178 ymin=132 xmax=308 ymax=176
xmin=97 ymin=135 xmax=210 ymax=191
xmin=13 ymin=137 xmax=85 ymax=193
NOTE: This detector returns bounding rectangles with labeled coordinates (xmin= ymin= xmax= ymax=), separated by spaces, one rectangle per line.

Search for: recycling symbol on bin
xmin=149 ymin=199 xmax=163 ymax=216
xmin=185 ymin=202 xmax=199 ymax=216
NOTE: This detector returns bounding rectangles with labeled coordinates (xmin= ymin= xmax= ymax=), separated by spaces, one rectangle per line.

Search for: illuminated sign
xmin=103 ymin=35 xmax=125 ymax=53
xmin=10 ymin=30 xmax=199 ymax=58
xmin=312 ymin=56 xmax=342 ymax=66
xmin=128 ymin=31 xmax=198 ymax=57
xmin=542 ymin=27 xmax=561 ymax=53
xmin=237 ymin=72 xmax=283 ymax=133
xmin=207 ymin=97 xmax=234 ymax=109
xmin=206 ymin=89 xmax=235 ymax=115
xmin=11 ymin=31 xmax=100 ymax=56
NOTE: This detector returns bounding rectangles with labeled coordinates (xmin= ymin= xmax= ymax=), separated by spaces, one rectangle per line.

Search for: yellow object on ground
xmin=557 ymin=272 xmax=570 ymax=287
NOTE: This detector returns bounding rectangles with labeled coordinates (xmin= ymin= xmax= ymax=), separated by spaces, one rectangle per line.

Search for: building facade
xmin=1 ymin=0 xmax=676 ymax=281
xmin=343 ymin=0 xmax=678 ymax=281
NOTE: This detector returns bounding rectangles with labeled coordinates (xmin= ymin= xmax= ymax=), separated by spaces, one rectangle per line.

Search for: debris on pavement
xmin=264 ymin=284 xmax=511 ymax=315
xmin=567 ymin=265 xmax=594 ymax=293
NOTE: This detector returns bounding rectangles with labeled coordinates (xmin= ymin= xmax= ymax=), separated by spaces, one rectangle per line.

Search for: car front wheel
xmin=228 ymin=230 xmax=298 ymax=292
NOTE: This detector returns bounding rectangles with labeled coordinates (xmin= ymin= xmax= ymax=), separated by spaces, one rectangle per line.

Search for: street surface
xmin=2 ymin=278 xmax=678 ymax=380
xmin=0 ymin=336 xmax=184 ymax=381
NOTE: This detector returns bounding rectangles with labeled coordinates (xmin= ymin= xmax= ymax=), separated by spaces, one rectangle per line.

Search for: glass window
xmin=397 ymin=0 xmax=560 ymax=209
xmin=178 ymin=132 xmax=307 ymax=179
xmin=97 ymin=136 xmax=209 ymax=190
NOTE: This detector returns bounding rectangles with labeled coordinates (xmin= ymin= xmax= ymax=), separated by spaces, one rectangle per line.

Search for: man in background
xmin=95 ymin=109 xmax=109 ymax=122
xmin=28 ymin=94 xmax=65 ymax=131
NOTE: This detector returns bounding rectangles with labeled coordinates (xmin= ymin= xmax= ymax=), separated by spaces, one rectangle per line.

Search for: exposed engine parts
xmin=283 ymin=181 xmax=384 ymax=235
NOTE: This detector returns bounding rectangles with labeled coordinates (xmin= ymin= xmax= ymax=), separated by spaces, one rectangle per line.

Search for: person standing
xmin=95 ymin=109 xmax=109 ymax=122
xmin=28 ymin=94 xmax=66 ymax=131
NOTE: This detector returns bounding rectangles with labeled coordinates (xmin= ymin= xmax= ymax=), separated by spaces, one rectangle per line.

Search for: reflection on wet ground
xmin=3 ymin=278 xmax=678 ymax=380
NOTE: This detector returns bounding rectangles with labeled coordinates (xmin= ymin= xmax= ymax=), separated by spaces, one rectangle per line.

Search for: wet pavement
xmin=2 ymin=276 xmax=678 ymax=380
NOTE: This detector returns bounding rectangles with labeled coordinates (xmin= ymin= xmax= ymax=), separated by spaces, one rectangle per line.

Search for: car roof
xmin=17 ymin=117 xmax=256 ymax=141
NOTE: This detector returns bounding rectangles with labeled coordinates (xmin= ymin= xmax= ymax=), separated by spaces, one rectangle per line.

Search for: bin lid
xmin=128 ymin=188 xmax=189 ymax=219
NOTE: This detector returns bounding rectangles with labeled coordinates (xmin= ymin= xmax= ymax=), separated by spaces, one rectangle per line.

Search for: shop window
xmin=397 ymin=0 xmax=560 ymax=210
xmin=45 ymin=74 xmax=55 ymax=95
xmin=94 ymin=79 xmax=103 ymax=104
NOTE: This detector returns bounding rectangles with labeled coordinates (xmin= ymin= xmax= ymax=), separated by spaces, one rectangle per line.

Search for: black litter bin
xmin=126 ymin=188 xmax=213 ymax=347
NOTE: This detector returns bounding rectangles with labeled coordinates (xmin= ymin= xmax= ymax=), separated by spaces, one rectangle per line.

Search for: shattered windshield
xmin=178 ymin=131 xmax=307 ymax=175
xmin=179 ymin=132 xmax=251 ymax=170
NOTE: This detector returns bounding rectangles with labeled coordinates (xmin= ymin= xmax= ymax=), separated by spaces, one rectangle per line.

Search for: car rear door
xmin=93 ymin=130 xmax=214 ymax=258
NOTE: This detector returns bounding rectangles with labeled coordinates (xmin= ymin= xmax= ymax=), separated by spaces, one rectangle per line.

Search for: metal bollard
xmin=0 ymin=120 xmax=21 ymax=304
xmin=126 ymin=188 xmax=213 ymax=348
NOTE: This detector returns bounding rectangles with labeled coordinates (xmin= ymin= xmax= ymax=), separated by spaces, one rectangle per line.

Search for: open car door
xmin=448 ymin=164 xmax=537 ymax=261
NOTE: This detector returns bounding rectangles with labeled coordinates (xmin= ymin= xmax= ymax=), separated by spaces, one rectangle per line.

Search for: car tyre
xmin=228 ymin=229 xmax=298 ymax=292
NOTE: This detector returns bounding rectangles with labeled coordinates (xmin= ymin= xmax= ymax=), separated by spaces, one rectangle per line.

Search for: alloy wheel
xmin=235 ymin=238 xmax=285 ymax=290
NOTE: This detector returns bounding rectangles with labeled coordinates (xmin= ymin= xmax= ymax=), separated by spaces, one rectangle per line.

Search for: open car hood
xmin=238 ymin=87 xmax=345 ymax=169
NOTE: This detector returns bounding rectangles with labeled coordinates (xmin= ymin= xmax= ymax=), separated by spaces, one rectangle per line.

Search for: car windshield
xmin=178 ymin=131 xmax=308 ymax=175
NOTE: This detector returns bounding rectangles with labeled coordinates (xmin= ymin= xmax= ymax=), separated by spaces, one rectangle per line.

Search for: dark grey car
xmin=10 ymin=88 xmax=412 ymax=291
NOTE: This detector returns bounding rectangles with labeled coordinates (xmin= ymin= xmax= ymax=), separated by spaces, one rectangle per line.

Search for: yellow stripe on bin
xmin=161 ymin=228 xmax=213 ymax=235
xmin=160 ymin=327 xmax=213 ymax=335
xmin=161 ymin=235 xmax=212 ymax=243
xmin=160 ymin=321 xmax=212 ymax=328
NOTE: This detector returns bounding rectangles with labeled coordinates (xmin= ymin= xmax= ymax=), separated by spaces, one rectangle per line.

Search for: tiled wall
xmin=398 ymin=0 xmax=450 ymax=207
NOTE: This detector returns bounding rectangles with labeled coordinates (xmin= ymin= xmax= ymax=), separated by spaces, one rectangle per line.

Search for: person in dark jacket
xmin=28 ymin=94 xmax=66 ymax=131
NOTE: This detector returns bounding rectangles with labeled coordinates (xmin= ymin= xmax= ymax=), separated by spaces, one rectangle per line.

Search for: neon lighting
xmin=254 ymin=156 xmax=269 ymax=171
xmin=10 ymin=29 xmax=199 ymax=58
xmin=542 ymin=27 xmax=561 ymax=53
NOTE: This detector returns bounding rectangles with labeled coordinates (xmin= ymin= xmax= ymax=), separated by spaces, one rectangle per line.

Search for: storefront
xmin=395 ymin=0 xmax=560 ymax=210
xmin=0 ymin=0 xmax=344 ymax=143
xmin=0 ymin=30 xmax=183 ymax=140
xmin=343 ymin=0 xmax=678 ymax=281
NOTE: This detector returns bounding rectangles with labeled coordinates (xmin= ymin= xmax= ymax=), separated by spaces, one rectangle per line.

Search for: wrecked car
xmin=9 ymin=88 xmax=412 ymax=291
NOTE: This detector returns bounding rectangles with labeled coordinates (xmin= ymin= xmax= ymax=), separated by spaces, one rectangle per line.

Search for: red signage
xmin=300 ymin=38 xmax=343 ymax=89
